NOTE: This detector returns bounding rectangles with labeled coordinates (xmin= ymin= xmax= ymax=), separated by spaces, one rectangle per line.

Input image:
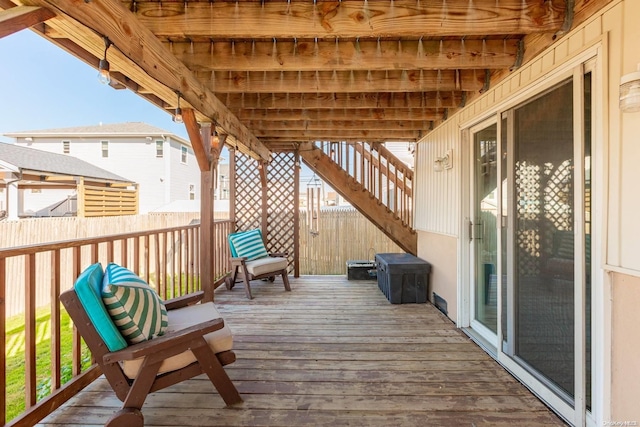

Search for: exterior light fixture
xmin=173 ymin=91 xmax=183 ymax=124
xmin=212 ymin=126 xmax=220 ymax=144
xmin=433 ymin=149 xmax=453 ymax=172
xmin=620 ymin=64 xmax=640 ymax=113
xmin=98 ymin=36 xmax=112 ymax=85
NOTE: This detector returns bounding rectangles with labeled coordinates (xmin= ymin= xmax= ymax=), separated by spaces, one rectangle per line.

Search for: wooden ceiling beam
xmin=202 ymin=70 xmax=484 ymax=93
xmin=182 ymin=108 xmax=211 ymax=172
xmin=0 ymin=0 xmax=18 ymax=10
xmin=132 ymin=0 xmax=565 ymax=38
xmin=169 ymin=39 xmax=520 ymax=72
xmin=243 ymin=120 xmax=433 ymax=132
xmin=219 ymin=92 xmax=464 ymax=110
xmin=255 ymin=128 xmax=420 ymax=140
xmin=0 ymin=5 xmax=54 ymax=39
xmin=263 ymin=135 xmax=418 ymax=144
xmin=24 ymin=0 xmax=271 ymax=162
xmin=236 ymin=108 xmax=445 ymax=122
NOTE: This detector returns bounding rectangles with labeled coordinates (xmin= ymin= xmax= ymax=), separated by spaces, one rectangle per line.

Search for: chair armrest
xmin=164 ymin=291 xmax=205 ymax=310
xmin=103 ymin=318 xmax=225 ymax=364
xmin=230 ymin=257 xmax=247 ymax=265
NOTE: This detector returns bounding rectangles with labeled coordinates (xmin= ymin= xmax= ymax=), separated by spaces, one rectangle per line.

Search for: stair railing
xmin=314 ymin=141 xmax=413 ymax=228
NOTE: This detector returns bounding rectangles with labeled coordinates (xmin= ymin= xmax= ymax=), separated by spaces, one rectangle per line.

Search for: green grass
xmin=148 ymin=273 xmax=202 ymax=299
xmin=5 ymin=307 xmax=92 ymax=424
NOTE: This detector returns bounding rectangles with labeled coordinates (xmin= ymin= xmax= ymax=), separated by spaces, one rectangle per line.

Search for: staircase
xmin=299 ymin=141 xmax=417 ymax=255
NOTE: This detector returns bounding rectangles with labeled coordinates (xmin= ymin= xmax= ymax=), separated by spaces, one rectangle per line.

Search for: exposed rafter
xmin=131 ymin=0 xmax=565 ymax=39
xmin=242 ymin=120 xmax=434 ymax=132
xmin=236 ymin=108 xmax=445 ymax=122
xmin=201 ymin=70 xmax=484 ymax=93
xmin=0 ymin=5 xmax=54 ymax=39
xmin=217 ymin=92 xmax=464 ymax=110
xmin=168 ymin=39 xmax=521 ymax=72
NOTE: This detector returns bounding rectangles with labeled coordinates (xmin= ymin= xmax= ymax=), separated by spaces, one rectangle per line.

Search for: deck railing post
xmin=0 ymin=257 xmax=6 ymax=423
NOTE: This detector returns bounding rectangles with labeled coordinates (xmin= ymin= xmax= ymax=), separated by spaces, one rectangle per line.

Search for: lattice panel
xmin=543 ymin=159 xmax=574 ymax=231
xmin=233 ymin=151 xmax=262 ymax=232
xmin=266 ymin=152 xmax=297 ymax=273
xmin=516 ymin=159 xmax=575 ymax=277
xmin=515 ymin=161 xmax=542 ymax=276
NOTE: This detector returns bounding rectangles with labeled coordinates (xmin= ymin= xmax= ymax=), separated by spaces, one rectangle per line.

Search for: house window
xmin=156 ymin=140 xmax=164 ymax=157
xmin=181 ymin=146 xmax=188 ymax=164
xmin=101 ymin=140 xmax=109 ymax=158
xmin=189 ymin=184 xmax=196 ymax=200
xmin=62 ymin=141 xmax=70 ymax=154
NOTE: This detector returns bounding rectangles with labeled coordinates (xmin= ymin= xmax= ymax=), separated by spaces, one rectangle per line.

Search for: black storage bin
xmin=346 ymin=260 xmax=377 ymax=280
xmin=375 ymin=253 xmax=431 ymax=304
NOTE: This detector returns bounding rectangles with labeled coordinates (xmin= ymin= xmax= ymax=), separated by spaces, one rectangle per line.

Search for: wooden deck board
xmin=38 ymin=276 xmax=566 ymax=426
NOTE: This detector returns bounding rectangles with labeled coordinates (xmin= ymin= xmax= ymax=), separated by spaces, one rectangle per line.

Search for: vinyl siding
xmin=167 ymin=138 xmax=199 ymax=202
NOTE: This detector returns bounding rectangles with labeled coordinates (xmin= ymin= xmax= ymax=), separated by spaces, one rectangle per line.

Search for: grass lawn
xmin=5 ymin=307 xmax=91 ymax=424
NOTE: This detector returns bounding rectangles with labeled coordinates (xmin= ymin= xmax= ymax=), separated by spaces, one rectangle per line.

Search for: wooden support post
xmin=229 ymin=148 xmax=237 ymax=224
xmin=183 ymin=110 xmax=224 ymax=301
xmin=294 ymin=152 xmax=300 ymax=277
xmin=200 ymin=168 xmax=214 ymax=301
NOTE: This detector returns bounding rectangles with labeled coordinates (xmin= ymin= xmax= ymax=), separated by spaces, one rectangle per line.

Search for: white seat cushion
xmin=122 ymin=302 xmax=233 ymax=379
xmin=245 ymin=256 xmax=288 ymax=276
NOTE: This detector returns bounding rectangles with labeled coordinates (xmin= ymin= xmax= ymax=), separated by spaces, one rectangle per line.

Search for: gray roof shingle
xmin=0 ymin=143 xmax=133 ymax=183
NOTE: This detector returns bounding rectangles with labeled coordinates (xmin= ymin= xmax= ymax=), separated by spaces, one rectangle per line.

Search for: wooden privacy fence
xmin=1 ymin=208 xmax=402 ymax=316
xmin=299 ymin=207 xmax=403 ymax=275
xmin=0 ymin=219 xmax=234 ymax=426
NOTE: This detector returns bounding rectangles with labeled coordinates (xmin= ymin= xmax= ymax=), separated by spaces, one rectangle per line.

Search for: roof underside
xmin=1 ymin=0 xmax=610 ymax=160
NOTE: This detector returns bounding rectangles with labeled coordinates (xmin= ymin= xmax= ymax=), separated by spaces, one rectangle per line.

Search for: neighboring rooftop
xmin=3 ymin=122 xmax=189 ymax=144
xmin=0 ymin=142 xmax=133 ymax=183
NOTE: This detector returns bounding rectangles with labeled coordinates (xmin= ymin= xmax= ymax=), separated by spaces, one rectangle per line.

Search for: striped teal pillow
xmin=229 ymin=229 xmax=269 ymax=260
xmin=102 ymin=263 xmax=168 ymax=344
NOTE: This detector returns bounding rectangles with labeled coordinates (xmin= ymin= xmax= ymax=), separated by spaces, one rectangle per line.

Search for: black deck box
xmin=346 ymin=260 xmax=377 ymax=280
xmin=375 ymin=253 xmax=431 ymax=303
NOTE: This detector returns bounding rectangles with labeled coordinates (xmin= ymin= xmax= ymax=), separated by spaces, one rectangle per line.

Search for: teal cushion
xmin=228 ymin=229 xmax=269 ymax=260
xmin=73 ymin=263 xmax=127 ymax=352
xmin=102 ymin=263 xmax=168 ymax=344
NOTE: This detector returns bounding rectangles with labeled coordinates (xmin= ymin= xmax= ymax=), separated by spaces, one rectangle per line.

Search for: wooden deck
xmin=38 ymin=276 xmax=566 ymax=426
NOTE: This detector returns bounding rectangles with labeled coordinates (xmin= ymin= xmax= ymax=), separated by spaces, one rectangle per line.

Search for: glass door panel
xmin=473 ymin=124 xmax=498 ymax=335
xmin=512 ymin=78 xmax=575 ymax=399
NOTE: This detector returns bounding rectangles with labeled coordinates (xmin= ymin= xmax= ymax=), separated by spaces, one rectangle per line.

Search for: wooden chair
xmin=224 ymin=229 xmax=291 ymax=299
xmin=60 ymin=266 xmax=242 ymax=427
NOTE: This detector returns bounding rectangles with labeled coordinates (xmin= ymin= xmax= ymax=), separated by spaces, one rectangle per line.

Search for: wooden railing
xmin=0 ymin=220 xmax=234 ymax=427
xmin=314 ymin=142 xmax=414 ymax=228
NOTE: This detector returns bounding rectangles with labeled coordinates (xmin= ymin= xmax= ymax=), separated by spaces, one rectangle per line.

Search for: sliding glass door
xmin=467 ymin=63 xmax=594 ymax=424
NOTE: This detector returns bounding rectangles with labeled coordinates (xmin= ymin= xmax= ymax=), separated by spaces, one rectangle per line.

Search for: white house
xmin=4 ymin=122 xmax=199 ymax=213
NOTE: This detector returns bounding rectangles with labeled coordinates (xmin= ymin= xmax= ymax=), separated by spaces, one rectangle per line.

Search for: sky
xmin=0 ymin=30 xmax=188 ymax=144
